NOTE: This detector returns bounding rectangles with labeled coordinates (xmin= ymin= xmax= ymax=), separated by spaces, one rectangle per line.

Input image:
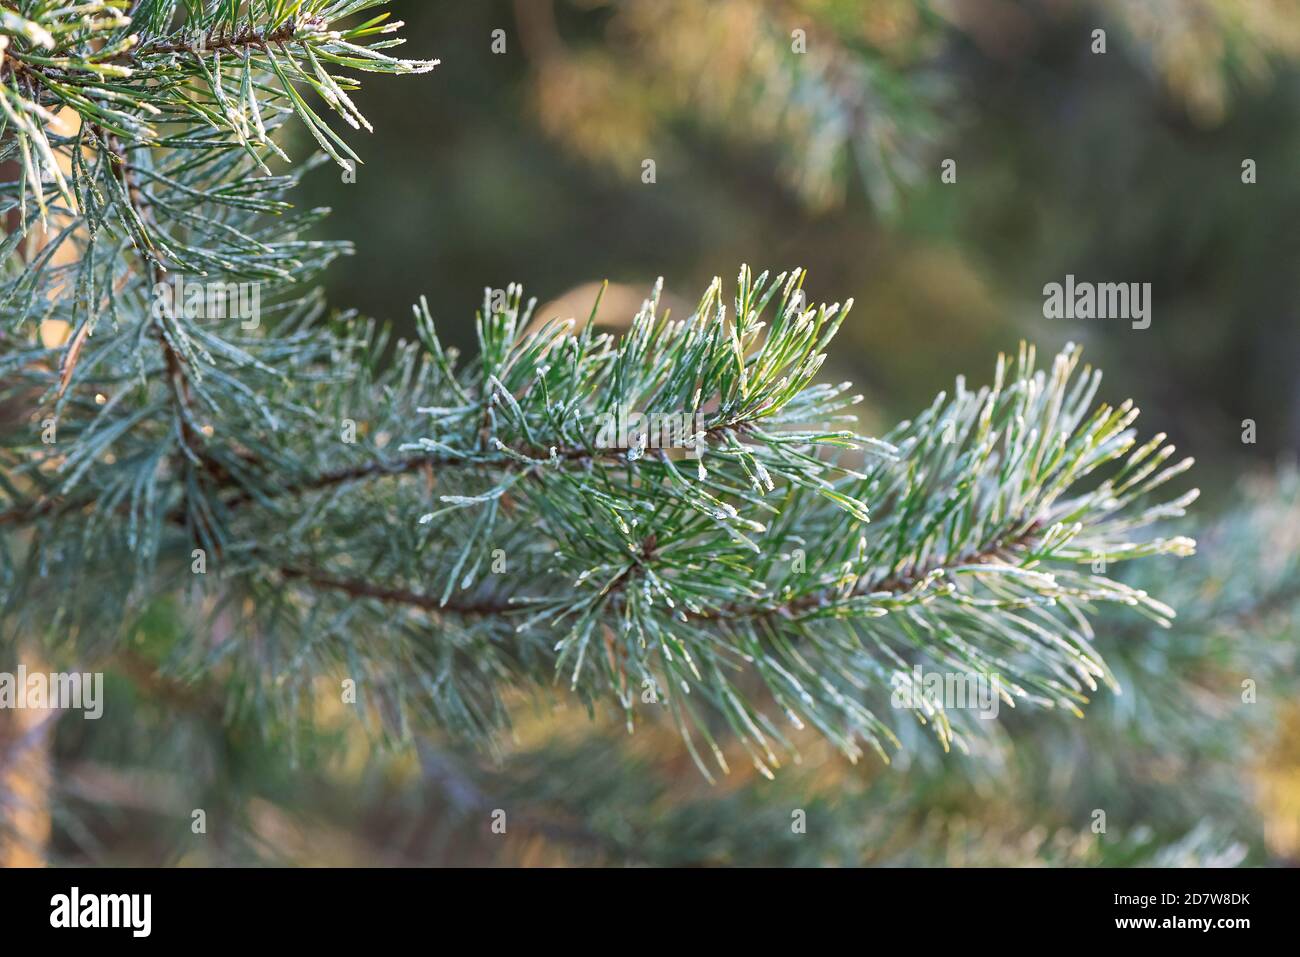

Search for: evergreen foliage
xmin=0 ymin=2 xmax=1204 ymax=788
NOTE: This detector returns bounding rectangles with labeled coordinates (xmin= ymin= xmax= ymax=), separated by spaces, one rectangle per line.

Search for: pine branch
xmin=117 ymin=20 xmax=308 ymax=61
xmin=279 ymin=565 xmax=517 ymax=617
xmin=276 ymin=518 xmax=1043 ymax=624
xmin=0 ymin=2 xmax=1201 ymax=779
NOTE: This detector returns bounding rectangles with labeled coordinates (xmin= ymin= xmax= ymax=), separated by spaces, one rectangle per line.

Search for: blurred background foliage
xmin=303 ymin=0 xmax=1300 ymax=503
xmin=6 ymin=0 xmax=1299 ymax=866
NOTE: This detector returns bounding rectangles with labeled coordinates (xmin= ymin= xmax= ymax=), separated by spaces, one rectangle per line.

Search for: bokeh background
xmin=303 ymin=0 xmax=1300 ymax=509
xmin=5 ymin=0 xmax=1299 ymax=866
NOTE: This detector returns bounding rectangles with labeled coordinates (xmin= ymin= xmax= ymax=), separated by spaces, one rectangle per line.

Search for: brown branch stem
xmin=0 ymin=18 xmax=318 ymax=83
xmin=279 ymin=522 xmax=1044 ymax=625
xmin=278 ymin=566 xmax=517 ymax=617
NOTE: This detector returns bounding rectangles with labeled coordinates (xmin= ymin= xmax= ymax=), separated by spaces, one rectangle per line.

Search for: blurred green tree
xmin=2 ymin=0 xmax=1296 ymax=868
